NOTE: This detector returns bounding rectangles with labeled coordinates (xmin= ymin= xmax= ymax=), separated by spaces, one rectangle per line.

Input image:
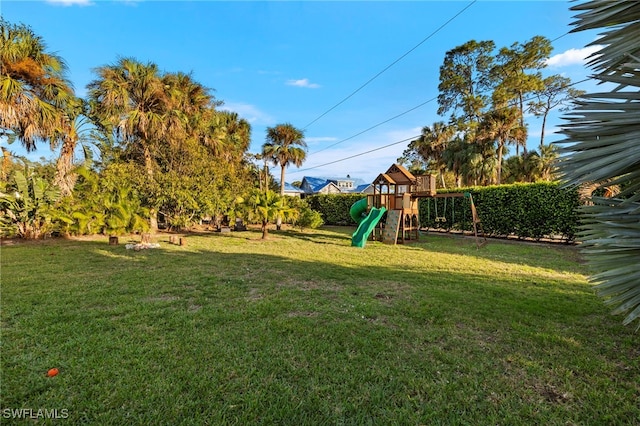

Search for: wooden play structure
xmin=353 ymin=163 xmax=485 ymax=247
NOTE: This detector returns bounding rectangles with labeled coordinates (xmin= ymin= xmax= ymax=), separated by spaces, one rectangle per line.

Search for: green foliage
xmin=0 ymin=164 xmax=64 ymax=238
xmin=297 ymin=208 xmax=324 ymax=231
xmin=58 ymin=164 xmax=149 ymax=236
xmin=242 ymin=189 xmax=292 ymax=238
xmin=557 ymin=1 xmax=640 ymax=329
xmin=305 ymin=194 xmax=365 ymax=225
xmin=420 ymin=182 xmax=580 ymax=241
xmin=286 ymin=197 xmax=324 ymax=231
xmin=152 ymin=137 xmax=254 ymax=230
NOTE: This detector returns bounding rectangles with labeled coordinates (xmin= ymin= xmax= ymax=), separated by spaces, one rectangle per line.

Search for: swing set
xmin=424 ymin=192 xmax=486 ymax=247
xmin=362 ymin=164 xmax=486 ymax=248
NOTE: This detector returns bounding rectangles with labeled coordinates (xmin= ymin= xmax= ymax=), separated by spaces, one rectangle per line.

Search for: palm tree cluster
xmin=1 ymin=19 xmax=256 ymax=234
xmin=399 ymin=35 xmax=584 ymax=188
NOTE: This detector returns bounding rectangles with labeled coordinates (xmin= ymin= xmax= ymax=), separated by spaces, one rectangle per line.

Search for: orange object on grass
xmin=47 ymin=368 xmax=59 ymax=377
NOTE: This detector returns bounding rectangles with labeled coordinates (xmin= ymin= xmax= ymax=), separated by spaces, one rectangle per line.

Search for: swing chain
xmin=435 ymin=197 xmax=447 ymax=223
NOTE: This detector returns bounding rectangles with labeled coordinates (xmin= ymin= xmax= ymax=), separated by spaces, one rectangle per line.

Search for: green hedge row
xmin=305 ymin=194 xmax=365 ymax=225
xmin=420 ymin=182 xmax=580 ymax=242
xmin=306 ymin=182 xmax=581 ymax=242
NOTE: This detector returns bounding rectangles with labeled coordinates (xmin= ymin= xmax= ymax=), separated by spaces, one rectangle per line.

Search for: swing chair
xmin=435 ymin=197 xmax=447 ymax=224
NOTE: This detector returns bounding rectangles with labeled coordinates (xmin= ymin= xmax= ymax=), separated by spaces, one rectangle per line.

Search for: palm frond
xmin=558 ymin=1 xmax=640 ymax=329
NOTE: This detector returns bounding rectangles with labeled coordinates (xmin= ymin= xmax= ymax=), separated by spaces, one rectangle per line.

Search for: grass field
xmin=1 ymin=227 xmax=638 ymax=425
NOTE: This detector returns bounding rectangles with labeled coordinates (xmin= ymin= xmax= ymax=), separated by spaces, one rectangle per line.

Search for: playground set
xmin=350 ymin=164 xmax=484 ymax=248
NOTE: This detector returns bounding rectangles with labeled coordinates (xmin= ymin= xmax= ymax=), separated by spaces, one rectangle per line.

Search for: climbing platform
xmin=382 ymin=210 xmax=401 ymax=244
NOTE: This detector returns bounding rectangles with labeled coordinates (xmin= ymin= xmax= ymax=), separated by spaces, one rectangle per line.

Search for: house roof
xmin=302 ymin=176 xmax=332 ymax=192
xmin=326 ymin=176 xmax=367 ymax=186
xmin=385 ymin=163 xmax=416 ymax=185
xmin=354 ymin=183 xmax=373 ymax=193
xmin=301 ymin=176 xmax=367 ymax=193
xmin=373 ymin=173 xmax=396 ymax=186
xmin=284 ymin=183 xmax=303 ymax=193
xmin=275 ymin=181 xmax=304 ymax=193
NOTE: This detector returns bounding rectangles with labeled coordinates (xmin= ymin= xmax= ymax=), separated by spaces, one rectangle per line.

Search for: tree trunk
xmin=53 ymin=138 xmax=77 ymax=197
xmin=540 ymin=112 xmax=548 ymax=148
xmin=262 ymin=220 xmax=269 ymax=239
xmin=144 ymin=145 xmax=158 ymax=233
xmin=496 ymin=142 xmax=504 ymax=185
xmin=276 ymin=165 xmax=285 ymax=230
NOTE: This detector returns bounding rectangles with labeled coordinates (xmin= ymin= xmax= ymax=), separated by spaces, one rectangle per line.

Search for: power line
xmin=308 ymin=96 xmax=438 ymax=156
xmin=301 ymin=0 xmax=477 ymax=130
xmin=291 ymin=77 xmax=592 ymax=176
xmin=292 ymin=135 xmax=420 ymax=175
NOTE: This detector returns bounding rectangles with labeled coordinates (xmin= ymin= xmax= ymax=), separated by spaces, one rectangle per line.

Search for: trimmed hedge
xmin=420 ymin=182 xmax=580 ymax=242
xmin=305 ymin=194 xmax=365 ymax=225
xmin=308 ymin=182 xmax=580 ymax=242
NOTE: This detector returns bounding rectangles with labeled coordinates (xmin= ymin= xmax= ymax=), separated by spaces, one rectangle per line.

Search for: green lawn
xmin=1 ymin=227 xmax=638 ymax=425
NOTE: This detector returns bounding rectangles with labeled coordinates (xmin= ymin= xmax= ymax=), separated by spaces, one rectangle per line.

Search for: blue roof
xmin=326 ymin=176 xmax=367 ymax=186
xmin=302 ymin=176 xmax=368 ymax=193
xmin=354 ymin=183 xmax=372 ymax=193
xmin=301 ymin=176 xmax=331 ymax=192
xmin=284 ymin=183 xmax=303 ymax=193
xmin=275 ymin=181 xmax=304 ymax=193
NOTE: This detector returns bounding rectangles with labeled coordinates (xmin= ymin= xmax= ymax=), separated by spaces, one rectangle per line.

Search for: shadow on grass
xmin=2 ymin=232 xmax=636 ymax=425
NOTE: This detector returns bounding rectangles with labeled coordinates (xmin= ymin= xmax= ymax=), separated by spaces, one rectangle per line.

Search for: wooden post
xmin=169 ymin=235 xmax=178 ymax=245
xmin=141 ymin=233 xmax=151 ymax=243
xmin=109 ymin=236 xmax=119 ymax=245
xmin=179 ymin=237 xmax=186 ymax=246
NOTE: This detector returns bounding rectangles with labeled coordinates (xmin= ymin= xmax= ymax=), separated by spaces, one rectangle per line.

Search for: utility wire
xmin=293 ymin=135 xmax=421 ymax=175
xmin=293 ymin=77 xmax=592 ymax=175
xmin=304 ymin=31 xmax=579 ymax=161
xmin=309 ymin=96 xmax=438 ymax=156
xmin=301 ymin=0 xmax=477 ymax=130
xmin=291 ymin=23 xmax=591 ymax=175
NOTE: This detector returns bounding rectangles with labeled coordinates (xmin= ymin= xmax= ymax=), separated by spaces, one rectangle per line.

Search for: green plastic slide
xmin=351 ymin=206 xmax=386 ymax=248
xmin=349 ymin=198 xmax=368 ymax=224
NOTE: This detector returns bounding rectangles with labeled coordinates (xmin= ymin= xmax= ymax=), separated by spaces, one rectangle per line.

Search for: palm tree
xmin=0 ymin=19 xmax=74 ymax=151
xmin=557 ymin=0 xmax=640 ymax=329
xmin=441 ymin=136 xmax=468 ymax=187
xmin=243 ymin=189 xmax=291 ymax=239
xmin=262 ymin=123 xmax=306 ymax=230
xmin=87 ymin=58 xmax=170 ymax=231
xmin=477 ymin=107 xmax=525 ymax=184
xmin=262 ymin=123 xmax=307 ymax=197
xmin=52 ymin=97 xmax=93 ymax=196
xmin=409 ymin=122 xmax=453 ymax=187
xmin=538 ymin=143 xmax=558 ymax=181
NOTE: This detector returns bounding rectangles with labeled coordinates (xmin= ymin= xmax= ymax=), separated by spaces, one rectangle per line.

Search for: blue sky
xmin=2 ymin=0 xmax=602 ymax=183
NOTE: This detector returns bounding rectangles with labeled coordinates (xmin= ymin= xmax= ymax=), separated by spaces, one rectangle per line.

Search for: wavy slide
xmin=350 ymin=199 xmax=386 ymax=248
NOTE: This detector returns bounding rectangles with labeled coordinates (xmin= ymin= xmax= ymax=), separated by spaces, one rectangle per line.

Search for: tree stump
xmin=109 ymin=236 xmax=119 ymax=245
xmin=141 ymin=233 xmax=151 ymax=243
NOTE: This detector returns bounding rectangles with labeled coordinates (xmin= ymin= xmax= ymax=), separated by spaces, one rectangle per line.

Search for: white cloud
xmin=286 ymin=78 xmax=321 ymax=89
xmin=219 ymin=102 xmax=275 ymax=126
xmin=546 ymin=45 xmax=602 ymax=68
xmin=46 ymin=0 xmax=93 ymax=6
